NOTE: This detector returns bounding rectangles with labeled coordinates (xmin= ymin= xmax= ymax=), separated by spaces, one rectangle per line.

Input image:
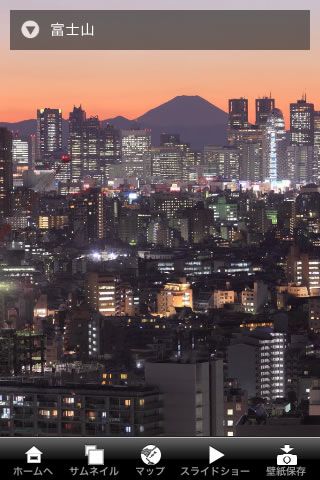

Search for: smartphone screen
xmin=0 ymin=1 xmax=318 ymax=478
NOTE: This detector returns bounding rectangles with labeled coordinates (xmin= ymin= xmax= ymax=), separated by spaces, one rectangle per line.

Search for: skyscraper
xmin=229 ymin=123 xmax=263 ymax=182
xmin=149 ymin=146 xmax=184 ymax=181
xmin=290 ymin=97 xmax=314 ymax=146
xmin=121 ymin=129 xmax=151 ymax=178
xmin=84 ymin=116 xmax=100 ymax=180
xmin=286 ymin=146 xmax=317 ymax=184
xmin=0 ymin=127 xmax=13 ymax=218
xmin=314 ymin=111 xmax=320 ymax=180
xmin=228 ymin=98 xmax=248 ymax=129
xmin=69 ymin=108 xmax=121 ymax=186
xmin=69 ymin=106 xmax=86 ymax=183
xmin=36 ymin=108 xmax=62 ymax=166
xmin=262 ymin=108 xmax=287 ymax=181
xmin=256 ymin=96 xmax=275 ymax=126
xmin=29 ymin=134 xmax=36 ymax=169
xmin=99 ymin=124 xmax=121 ymax=184
xmin=12 ymin=137 xmax=29 ymax=187
xmin=203 ymin=146 xmax=240 ymax=180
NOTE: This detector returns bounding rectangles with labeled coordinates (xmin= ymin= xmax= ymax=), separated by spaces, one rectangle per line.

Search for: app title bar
xmin=10 ymin=10 xmax=310 ymax=50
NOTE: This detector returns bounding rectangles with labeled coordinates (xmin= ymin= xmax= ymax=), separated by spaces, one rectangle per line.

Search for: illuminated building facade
xmin=69 ymin=106 xmax=86 ymax=183
xmin=36 ymin=108 xmax=62 ymax=165
xmin=157 ymin=280 xmax=193 ymax=316
xmin=290 ymin=97 xmax=314 ymax=146
xmin=12 ymin=138 xmax=29 ymax=187
xmin=0 ymin=382 xmax=163 ymax=436
xmin=0 ymin=127 xmax=13 ymax=218
xmin=203 ymin=146 xmax=239 ymax=180
xmin=262 ymin=108 xmax=287 ymax=181
xmin=121 ymin=129 xmax=151 ymax=178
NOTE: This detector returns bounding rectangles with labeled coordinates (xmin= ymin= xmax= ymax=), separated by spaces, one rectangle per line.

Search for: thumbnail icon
xmin=85 ymin=445 xmax=104 ymax=466
xmin=277 ymin=445 xmax=298 ymax=466
xmin=21 ymin=20 xmax=40 ymax=39
xmin=209 ymin=446 xmax=225 ymax=464
xmin=141 ymin=445 xmax=162 ymax=465
xmin=25 ymin=446 xmax=43 ymax=464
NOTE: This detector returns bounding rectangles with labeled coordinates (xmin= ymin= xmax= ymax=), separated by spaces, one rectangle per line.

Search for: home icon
xmin=25 ymin=446 xmax=43 ymax=464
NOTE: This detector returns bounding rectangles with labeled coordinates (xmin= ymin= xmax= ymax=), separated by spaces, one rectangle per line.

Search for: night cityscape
xmin=0 ymin=93 xmax=319 ymax=438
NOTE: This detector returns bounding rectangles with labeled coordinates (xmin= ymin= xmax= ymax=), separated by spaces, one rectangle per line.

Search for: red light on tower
xmin=61 ymin=154 xmax=71 ymax=164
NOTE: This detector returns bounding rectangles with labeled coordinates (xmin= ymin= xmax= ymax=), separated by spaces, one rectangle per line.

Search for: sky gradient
xmin=1 ymin=1 xmax=319 ymax=124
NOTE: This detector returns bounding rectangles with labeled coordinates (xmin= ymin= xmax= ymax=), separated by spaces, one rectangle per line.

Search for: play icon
xmin=21 ymin=20 xmax=40 ymax=39
xmin=209 ymin=446 xmax=225 ymax=464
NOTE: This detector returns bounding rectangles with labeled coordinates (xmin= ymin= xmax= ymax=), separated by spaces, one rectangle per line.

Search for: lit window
xmin=227 ymin=409 xmax=233 ymax=416
xmin=63 ymin=410 xmax=74 ymax=417
xmin=227 ymin=431 xmax=234 ymax=437
xmin=125 ymin=399 xmax=131 ymax=407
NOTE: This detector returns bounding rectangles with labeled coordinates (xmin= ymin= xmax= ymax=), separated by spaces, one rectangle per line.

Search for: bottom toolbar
xmin=0 ymin=437 xmax=318 ymax=479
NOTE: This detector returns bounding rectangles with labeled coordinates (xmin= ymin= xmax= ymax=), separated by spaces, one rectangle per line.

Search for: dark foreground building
xmin=0 ymin=380 xmax=163 ymax=437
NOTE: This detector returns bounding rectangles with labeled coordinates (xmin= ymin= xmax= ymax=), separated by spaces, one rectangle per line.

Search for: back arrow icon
xmin=209 ymin=446 xmax=225 ymax=464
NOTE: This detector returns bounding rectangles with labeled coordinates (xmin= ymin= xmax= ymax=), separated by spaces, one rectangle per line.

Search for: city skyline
xmin=1 ymin=93 xmax=320 ymax=129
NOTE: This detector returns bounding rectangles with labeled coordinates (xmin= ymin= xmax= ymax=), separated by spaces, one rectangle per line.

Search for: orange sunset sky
xmin=1 ymin=0 xmax=319 ymax=125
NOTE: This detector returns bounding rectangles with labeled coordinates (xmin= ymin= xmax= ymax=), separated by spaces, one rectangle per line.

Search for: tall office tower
xmin=314 ymin=111 xmax=320 ymax=181
xmin=262 ymin=108 xmax=287 ymax=181
xmin=229 ymin=123 xmax=263 ymax=181
xmin=145 ymin=359 xmax=224 ymax=436
xmin=290 ymin=97 xmax=314 ymax=146
xmin=29 ymin=134 xmax=36 ymax=169
xmin=12 ymin=137 xmax=29 ymax=187
xmin=121 ymin=129 xmax=151 ymax=178
xmin=203 ymin=146 xmax=240 ymax=180
xmin=160 ymin=133 xmax=181 ymax=146
xmin=228 ymin=329 xmax=287 ymax=401
xmin=228 ymin=98 xmax=248 ymax=129
xmin=69 ymin=106 xmax=86 ymax=183
xmin=36 ymin=108 xmax=62 ymax=166
xmin=156 ymin=136 xmax=199 ymax=182
xmin=99 ymin=124 xmax=121 ymax=184
xmin=286 ymin=146 xmax=317 ymax=184
xmin=0 ymin=127 xmax=13 ymax=218
xmin=149 ymin=146 xmax=184 ymax=181
xmin=84 ymin=116 xmax=100 ymax=180
xmin=255 ymin=96 xmax=275 ymax=126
